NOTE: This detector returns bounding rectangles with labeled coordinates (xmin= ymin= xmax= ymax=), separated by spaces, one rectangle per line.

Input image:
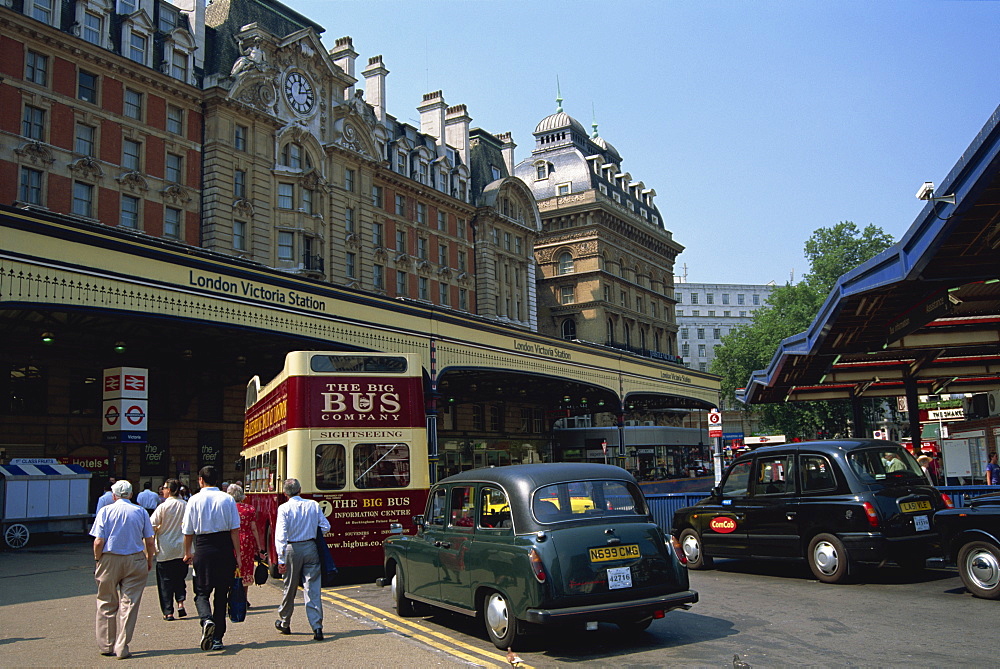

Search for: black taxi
xmin=671 ymin=439 xmax=953 ymax=583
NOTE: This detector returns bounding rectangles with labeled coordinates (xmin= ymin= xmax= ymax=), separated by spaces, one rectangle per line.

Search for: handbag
xmin=315 ymin=527 xmax=337 ymax=576
xmin=227 ymin=569 xmax=247 ymax=623
xmin=254 ymin=557 xmax=269 ymax=586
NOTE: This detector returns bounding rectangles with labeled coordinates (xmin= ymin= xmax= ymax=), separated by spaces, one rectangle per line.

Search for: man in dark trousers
xmin=274 ymin=477 xmax=330 ymax=640
xmin=182 ymin=466 xmax=241 ymax=652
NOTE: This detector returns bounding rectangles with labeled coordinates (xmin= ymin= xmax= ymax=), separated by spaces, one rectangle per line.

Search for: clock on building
xmin=283 ymin=71 xmax=315 ymax=115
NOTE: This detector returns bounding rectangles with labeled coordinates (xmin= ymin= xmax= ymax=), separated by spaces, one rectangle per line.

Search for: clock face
xmin=284 ymin=72 xmax=315 ymax=115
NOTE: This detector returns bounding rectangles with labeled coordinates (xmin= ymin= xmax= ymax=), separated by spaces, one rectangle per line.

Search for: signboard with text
xmin=102 ymin=367 xmax=148 ymax=444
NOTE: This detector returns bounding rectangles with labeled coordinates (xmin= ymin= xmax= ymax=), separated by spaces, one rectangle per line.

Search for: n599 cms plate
xmin=589 ymin=544 xmax=640 ymax=562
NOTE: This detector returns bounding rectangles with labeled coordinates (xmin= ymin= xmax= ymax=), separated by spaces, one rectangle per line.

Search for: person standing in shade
xmin=182 ymin=466 xmax=241 ymax=652
xmin=136 ymin=481 xmax=161 ymax=515
xmin=95 ymin=478 xmax=116 ymax=515
xmin=987 ymin=453 xmax=1000 ymax=485
xmin=151 ymin=478 xmax=188 ymax=620
xmin=274 ymin=478 xmax=330 ymax=641
xmin=90 ymin=480 xmax=155 ymax=660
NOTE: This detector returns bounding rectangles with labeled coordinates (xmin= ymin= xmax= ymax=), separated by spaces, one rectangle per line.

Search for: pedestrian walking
xmin=274 ymin=477 xmax=330 ymax=641
xmin=95 ymin=478 xmax=116 ymax=515
xmin=136 ymin=480 xmax=161 ymax=514
xmin=227 ymin=483 xmax=265 ymax=607
xmin=89 ymin=480 xmax=155 ymax=660
xmin=151 ymin=478 xmax=188 ymax=621
xmin=182 ymin=466 xmax=241 ymax=652
xmin=987 ymin=452 xmax=1000 ymax=485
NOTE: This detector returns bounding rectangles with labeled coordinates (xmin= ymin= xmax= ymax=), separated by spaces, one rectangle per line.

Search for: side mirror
xmin=412 ymin=514 xmax=424 ymax=529
xmin=389 ymin=522 xmax=403 ymax=535
xmin=711 ymin=486 xmax=722 ymax=499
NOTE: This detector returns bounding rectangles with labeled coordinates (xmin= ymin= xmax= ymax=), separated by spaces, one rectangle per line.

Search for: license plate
xmin=607 ymin=566 xmax=632 ymax=590
xmin=589 ymin=544 xmax=641 ymax=562
xmin=913 ymin=515 xmax=930 ymax=532
xmin=900 ymin=500 xmax=932 ymax=513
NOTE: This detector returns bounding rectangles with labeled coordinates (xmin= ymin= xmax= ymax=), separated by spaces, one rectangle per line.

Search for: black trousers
xmin=155 ymin=558 xmax=188 ymax=616
xmin=192 ymin=532 xmax=235 ymax=641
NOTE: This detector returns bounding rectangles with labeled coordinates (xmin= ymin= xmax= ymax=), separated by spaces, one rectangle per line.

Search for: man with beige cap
xmin=90 ymin=479 xmax=155 ymax=659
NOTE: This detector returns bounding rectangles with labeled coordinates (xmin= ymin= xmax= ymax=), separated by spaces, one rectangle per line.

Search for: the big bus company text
xmin=242 ymin=352 xmax=430 ymax=571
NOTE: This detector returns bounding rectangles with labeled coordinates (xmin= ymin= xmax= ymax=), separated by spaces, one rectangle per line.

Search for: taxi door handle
xmin=434 ymin=541 xmax=451 ymax=549
xmin=785 ymin=512 xmax=797 ymax=521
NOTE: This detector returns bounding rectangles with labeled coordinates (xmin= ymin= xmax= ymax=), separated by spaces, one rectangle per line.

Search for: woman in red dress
xmin=227 ymin=484 xmax=265 ymax=605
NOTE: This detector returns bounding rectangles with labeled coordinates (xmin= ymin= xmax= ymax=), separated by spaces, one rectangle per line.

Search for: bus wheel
xmin=392 ymin=567 xmax=416 ymax=617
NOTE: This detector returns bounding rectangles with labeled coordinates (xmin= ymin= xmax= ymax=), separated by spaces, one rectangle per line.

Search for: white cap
xmin=111 ymin=480 xmax=133 ymax=498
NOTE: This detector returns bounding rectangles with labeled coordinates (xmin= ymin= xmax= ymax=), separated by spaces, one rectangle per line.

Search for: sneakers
xmin=313 ymin=628 xmax=324 ymax=641
xmin=210 ymin=640 xmax=224 ymax=651
xmin=200 ymin=619 xmax=216 ymax=651
xmin=275 ymin=620 xmax=290 ymax=635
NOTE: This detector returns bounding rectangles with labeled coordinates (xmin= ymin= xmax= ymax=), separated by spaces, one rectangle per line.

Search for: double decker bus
xmin=242 ymin=351 xmax=430 ymax=572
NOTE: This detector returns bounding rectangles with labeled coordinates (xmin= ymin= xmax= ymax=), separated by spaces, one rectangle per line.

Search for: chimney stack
xmin=445 ymin=104 xmax=472 ymax=167
xmin=330 ymin=36 xmax=358 ymax=99
xmin=418 ymin=90 xmax=447 ymax=153
xmin=362 ymin=55 xmax=389 ymax=123
xmin=496 ymin=131 xmax=516 ymax=175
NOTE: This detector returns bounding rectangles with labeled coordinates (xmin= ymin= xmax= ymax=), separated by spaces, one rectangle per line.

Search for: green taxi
xmin=376 ymin=463 xmax=698 ymax=650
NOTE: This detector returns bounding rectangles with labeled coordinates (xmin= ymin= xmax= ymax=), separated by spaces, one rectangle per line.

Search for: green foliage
xmin=711 ymin=221 xmax=895 ymax=439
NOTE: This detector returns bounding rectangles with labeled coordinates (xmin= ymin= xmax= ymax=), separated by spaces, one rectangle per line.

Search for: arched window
xmin=639 ymin=329 xmax=646 ymax=350
xmin=654 ymin=332 xmax=661 ymax=353
xmin=558 ymin=252 xmax=574 ymax=275
xmin=607 ymin=318 xmax=615 ymax=343
xmin=561 ymin=319 xmax=577 ymax=341
xmin=280 ymin=143 xmax=312 ymax=170
xmin=623 ymin=323 xmax=631 ymax=348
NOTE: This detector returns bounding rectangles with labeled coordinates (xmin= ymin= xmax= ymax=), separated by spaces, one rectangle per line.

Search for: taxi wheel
xmin=483 ymin=590 xmax=521 ymax=650
xmin=4 ymin=523 xmax=29 ymax=550
xmin=679 ymin=528 xmax=713 ymax=569
xmin=807 ymin=533 xmax=850 ymax=584
xmin=957 ymin=541 xmax=1000 ymax=600
xmin=392 ymin=567 xmax=416 ymax=617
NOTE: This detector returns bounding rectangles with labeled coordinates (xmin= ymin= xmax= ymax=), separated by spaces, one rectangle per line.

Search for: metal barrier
xmin=940 ymin=486 xmax=1000 ymax=507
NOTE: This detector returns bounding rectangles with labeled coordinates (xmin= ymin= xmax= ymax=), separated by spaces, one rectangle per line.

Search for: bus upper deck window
xmin=316 ymin=444 xmax=346 ymax=490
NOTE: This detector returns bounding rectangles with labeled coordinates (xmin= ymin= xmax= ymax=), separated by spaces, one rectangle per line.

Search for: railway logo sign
xmin=102 ymin=367 xmax=149 ymax=444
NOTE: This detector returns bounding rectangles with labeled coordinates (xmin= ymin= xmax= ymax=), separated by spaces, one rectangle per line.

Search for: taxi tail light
xmin=941 ymin=493 xmax=954 ymax=509
xmin=861 ymin=501 xmax=880 ymax=528
xmin=670 ymin=535 xmax=688 ymax=565
xmin=652 ymin=610 xmax=665 ymax=619
xmin=528 ymin=548 xmax=547 ymax=583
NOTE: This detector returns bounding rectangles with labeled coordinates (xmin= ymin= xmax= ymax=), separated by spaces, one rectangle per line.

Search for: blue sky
xmin=291 ymin=0 xmax=1000 ymax=285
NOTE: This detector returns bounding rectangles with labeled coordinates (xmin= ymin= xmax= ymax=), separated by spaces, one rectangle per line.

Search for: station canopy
xmin=739 ymin=104 xmax=1000 ymax=404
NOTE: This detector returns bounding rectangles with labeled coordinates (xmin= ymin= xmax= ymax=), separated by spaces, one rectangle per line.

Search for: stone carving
xmin=15 ymin=141 xmax=55 ymax=167
xmin=230 ymin=37 xmax=268 ymax=78
xmin=68 ymin=156 xmax=104 ymax=179
xmin=234 ymin=198 xmax=254 ymax=217
xmin=229 ymin=35 xmax=279 ymax=114
xmin=162 ymin=184 xmax=190 ymax=204
xmin=117 ymin=170 xmax=148 ymax=192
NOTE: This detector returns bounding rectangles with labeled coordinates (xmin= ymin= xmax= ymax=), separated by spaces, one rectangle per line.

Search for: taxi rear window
xmin=531 ymin=480 xmax=646 ymax=522
xmin=848 ymin=446 xmax=925 ymax=482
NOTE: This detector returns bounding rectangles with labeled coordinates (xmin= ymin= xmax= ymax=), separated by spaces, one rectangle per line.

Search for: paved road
xmin=0 ymin=536 xmax=991 ymax=667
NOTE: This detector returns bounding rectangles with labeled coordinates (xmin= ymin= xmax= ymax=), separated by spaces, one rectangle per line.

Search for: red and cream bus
xmin=242 ymin=351 xmax=430 ymax=571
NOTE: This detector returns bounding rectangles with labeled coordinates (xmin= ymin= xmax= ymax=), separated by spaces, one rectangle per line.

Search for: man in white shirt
xmin=274 ymin=478 xmax=330 ymax=641
xmin=136 ymin=481 xmax=161 ymax=514
xmin=90 ymin=480 xmax=155 ymax=660
xmin=182 ymin=466 xmax=241 ymax=652
xmin=94 ymin=478 xmax=116 ymax=515
xmin=151 ymin=478 xmax=188 ymax=620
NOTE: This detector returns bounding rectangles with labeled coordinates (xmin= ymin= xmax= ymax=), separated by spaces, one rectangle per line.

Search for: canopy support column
xmin=904 ymin=375 xmax=921 ymax=452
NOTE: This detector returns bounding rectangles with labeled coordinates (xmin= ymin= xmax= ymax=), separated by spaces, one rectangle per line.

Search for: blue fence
xmin=645 ymin=486 xmax=1000 ymax=533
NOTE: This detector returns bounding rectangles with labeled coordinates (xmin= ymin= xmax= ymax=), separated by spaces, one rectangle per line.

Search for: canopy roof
xmin=740 ymin=103 xmax=1000 ymax=404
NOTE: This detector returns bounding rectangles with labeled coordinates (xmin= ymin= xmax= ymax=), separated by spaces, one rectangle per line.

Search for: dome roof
xmin=592 ymin=136 xmax=621 ymax=162
xmin=534 ymin=111 xmax=587 ymax=136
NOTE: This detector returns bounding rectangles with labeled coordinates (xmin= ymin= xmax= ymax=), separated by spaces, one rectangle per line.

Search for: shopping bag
xmin=254 ymin=557 xmax=269 ymax=586
xmin=227 ymin=570 xmax=247 ymax=623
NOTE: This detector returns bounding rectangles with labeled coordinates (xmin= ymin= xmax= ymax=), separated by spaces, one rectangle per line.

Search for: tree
xmin=712 ymin=221 xmax=895 ymax=439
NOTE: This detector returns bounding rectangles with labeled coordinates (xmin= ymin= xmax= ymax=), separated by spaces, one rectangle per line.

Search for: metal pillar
xmin=849 ymin=390 xmax=866 ymax=438
xmin=904 ymin=375 xmax=922 ymax=452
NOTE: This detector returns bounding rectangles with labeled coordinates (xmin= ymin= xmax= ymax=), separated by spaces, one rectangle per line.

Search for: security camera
xmin=916 ymin=182 xmax=935 ymax=201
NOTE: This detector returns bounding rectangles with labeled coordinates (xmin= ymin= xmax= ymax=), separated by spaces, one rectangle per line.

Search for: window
xmin=372 ymin=222 xmax=384 ymax=247
xmin=490 ymin=405 xmax=503 ymax=431
xmin=280 ymin=143 xmax=307 ymax=169
xmin=344 ymin=207 xmax=355 ymax=233
xmin=396 ymin=151 xmax=406 ymax=173
xmin=504 ymin=232 xmax=511 ymax=251
xmin=301 ymin=187 xmax=313 ymax=214
xmin=449 ymin=486 xmax=476 ymax=530
xmin=75 ymin=124 xmax=95 ymax=156
xmin=479 ymin=487 xmax=511 ymax=529
xmin=713 ymin=328 xmax=721 ymax=339
xmin=373 ymin=264 xmax=384 ymax=290
xmin=122 ymin=139 xmax=141 ymax=171
xmin=561 ymin=319 xmax=576 ymax=340
xmin=344 ymin=168 xmax=355 ymax=192
xmin=128 ymin=32 xmax=147 ymax=64
xmin=395 ymin=271 xmax=407 ymax=296
xmin=395 ymin=229 xmax=407 ymax=252
xmin=164 ymin=207 xmax=181 ymax=239
xmin=82 ymin=11 xmax=103 ymax=45
xmin=459 ymin=288 xmax=468 ymax=311
xmin=754 ymin=455 xmax=792 ymax=496
xmin=233 ymin=220 xmax=247 ymax=251
xmin=22 ymin=105 xmax=45 ymax=141
xmin=72 ymin=181 xmax=93 ymax=217
xmin=167 ymin=106 xmax=183 ymax=134
xmin=801 ymin=454 xmax=837 ymax=492
xmin=315 ymin=444 xmax=345 ymax=491
xmin=724 ymin=310 xmax=731 ymax=317
xmin=165 ymin=153 xmax=183 ymax=183
xmin=437 ymin=211 xmax=447 ymax=231
xmin=722 ymin=293 xmax=730 ymax=305
xmin=556 ymin=183 xmax=571 ymax=196
xmin=233 ymin=170 xmax=246 ymax=199
xmin=416 ymin=203 xmax=426 ymax=224
xmin=78 ymin=70 xmax=99 ymax=103
xmin=536 ymin=164 xmax=547 ymax=180
xmin=722 ymin=460 xmax=752 ymax=497
xmin=345 ymin=252 xmax=356 ymax=278
xmin=158 ymin=5 xmax=178 ymax=32
xmin=234 ymin=124 xmax=247 ymax=151
xmin=417 ymin=237 xmax=428 ymax=260
xmin=680 ymin=328 xmax=689 ymax=339
xmin=438 ymin=243 xmax=448 ymax=266
xmin=124 ymin=89 xmax=142 ymax=120
xmin=418 ymin=276 xmax=429 ymax=301
xmin=697 ymin=328 xmax=705 ymax=339
xmin=25 ymin=51 xmax=48 ymax=85
xmin=118 ymin=0 xmax=136 ymax=12
xmin=706 ymin=293 xmax=714 ymax=304
xmin=277 ymin=231 xmax=294 ymax=260
xmin=457 ymin=218 xmax=467 ymax=240
xmin=698 ymin=344 xmax=706 ymax=357
xmin=457 ymin=250 xmax=466 ymax=272
xmin=491 ymin=165 xmax=502 ymax=181
xmin=119 ymin=195 xmax=139 ymax=228
xmin=753 ymin=294 xmax=761 ymax=305
xmin=737 ymin=294 xmax=745 ymax=305
xmin=560 ymin=286 xmax=574 ymax=304
xmin=276 ymin=183 xmax=294 ymax=209
xmin=31 ymin=0 xmax=54 ymax=24
xmin=371 ymin=185 xmax=383 ymax=208
xmin=19 ymin=167 xmax=43 ymax=205
xmin=690 ymin=293 xmax=699 ymax=305
xmin=681 ymin=343 xmax=689 ymax=356
xmin=558 ymin=252 xmax=574 ymax=275
xmin=439 ymin=283 xmax=449 ymax=306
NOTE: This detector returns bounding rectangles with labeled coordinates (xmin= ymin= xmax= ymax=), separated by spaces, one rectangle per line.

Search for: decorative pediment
xmin=373 ymin=247 xmax=387 ymax=261
xmin=116 ymin=170 xmax=148 ymax=192
xmin=299 ymin=169 xmax=327 ymax=192
xmin=15 ymin=142 xmax=55 ymax=167
xmin=456 ymin=271 xmax=472 ymax=285
xmin=416 ymin=260 xmax=431 ymax=274
xmin=228 ymin=32 xmax=280 ymax=114
xmin=162 ymin=184 xmax=190 ymax=204
xmin=234 ymin=198 xmax=254 ymax=218
xmin=345 ymin=232 xmax=359 ymax=247
xmin=438 ymin=266 xmax=453 ymax=279
xmin=330 ymin=92 xmax=380 ymax=159
xmin=394 ymin=253 xmax=411 ymax=267
xmin=68 ymin=156 xmax=105 ymax=179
